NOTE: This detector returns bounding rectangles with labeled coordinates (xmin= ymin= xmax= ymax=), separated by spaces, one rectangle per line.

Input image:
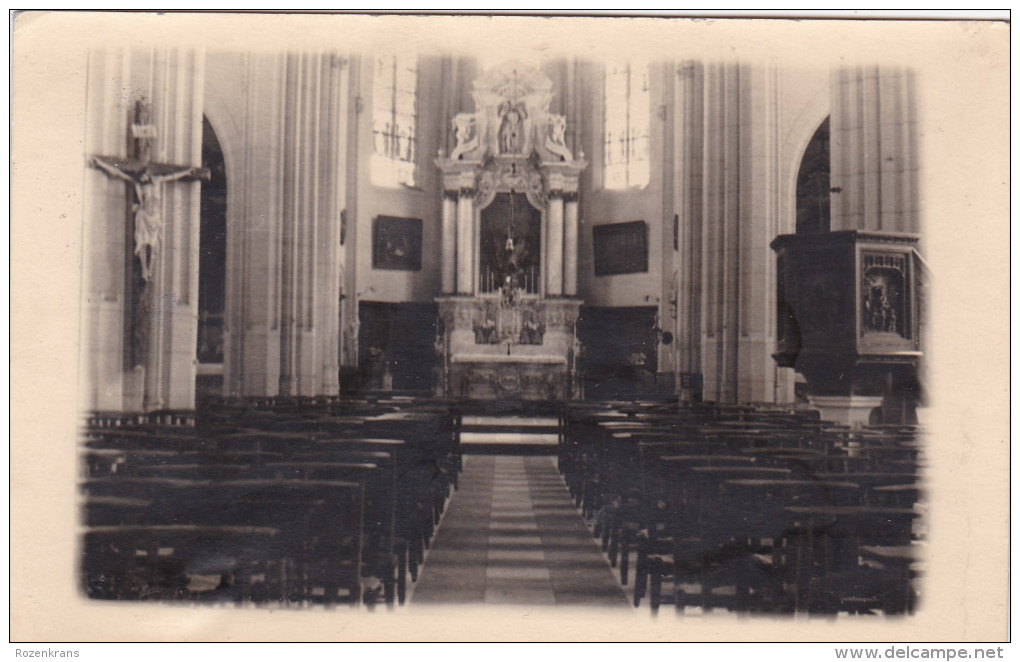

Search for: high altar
xmin=435 ymin=62 xmax=587 ymax=401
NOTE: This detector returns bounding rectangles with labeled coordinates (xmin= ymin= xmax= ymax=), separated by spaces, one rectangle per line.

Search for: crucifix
xmin=89 ymin=100 xmax=210 ymax=282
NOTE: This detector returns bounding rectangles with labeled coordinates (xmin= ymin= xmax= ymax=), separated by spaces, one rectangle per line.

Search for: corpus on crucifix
xmin=89 ymin=101 xmax=210 ymax=282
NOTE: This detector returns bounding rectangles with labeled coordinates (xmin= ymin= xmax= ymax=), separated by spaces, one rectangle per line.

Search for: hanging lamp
xmin=505 ymin=190 xmax=515 ymax=253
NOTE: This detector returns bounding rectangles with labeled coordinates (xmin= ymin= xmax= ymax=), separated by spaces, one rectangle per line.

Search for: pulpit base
xmin=808 ymin=395 xmax=884 ymax=429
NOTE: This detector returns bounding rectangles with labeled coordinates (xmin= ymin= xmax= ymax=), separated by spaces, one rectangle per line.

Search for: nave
xmin=410 ymin=455 xmax=629 ymax=607
xmin=80 ymin=394 xmax=924 ymax=616
xmin=71 ymin=42 xmax=928 ymax=618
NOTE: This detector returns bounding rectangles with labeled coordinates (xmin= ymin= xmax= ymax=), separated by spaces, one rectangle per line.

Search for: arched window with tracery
xmin=603 ymin=60 xmax=650 ymax=189
xmin=371 ymin=54 xmax=418 ymax=188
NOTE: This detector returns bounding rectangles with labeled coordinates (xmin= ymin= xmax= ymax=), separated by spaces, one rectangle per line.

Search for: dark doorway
xmin=197 ymin=116 xmax=227 ymax=396
xmin=358 ymin=302 xmax=438 ymax=392
xmin=796 ymin=116 xmax=831 ymax=235
xmin=577 ymin=306 xmax=661 ymax=400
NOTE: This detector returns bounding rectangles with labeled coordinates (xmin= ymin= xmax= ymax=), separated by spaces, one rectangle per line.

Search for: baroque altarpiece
xmin=434 ymin=63 xmax=587 ymax=400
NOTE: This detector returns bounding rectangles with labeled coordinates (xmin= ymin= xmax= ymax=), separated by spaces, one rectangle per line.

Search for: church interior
xmin=74 ymin=42 xmax=930 ymax=616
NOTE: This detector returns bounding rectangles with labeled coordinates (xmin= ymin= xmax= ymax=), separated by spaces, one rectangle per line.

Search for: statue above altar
xmin=446 ymin=60 xmax=576 ymax=163
xmin=434 ymin=61 xmax=587 ymax=401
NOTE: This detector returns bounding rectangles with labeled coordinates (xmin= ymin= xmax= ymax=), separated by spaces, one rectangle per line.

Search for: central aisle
xmin=411 ymin=455 xmax=630 ymax=607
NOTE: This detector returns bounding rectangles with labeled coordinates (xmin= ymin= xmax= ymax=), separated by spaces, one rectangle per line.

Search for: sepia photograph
xmin=9 ymin=10 xmax=1010 ymax=645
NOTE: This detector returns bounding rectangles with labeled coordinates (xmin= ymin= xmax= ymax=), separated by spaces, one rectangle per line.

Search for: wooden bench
xmin=82 ymin=478 xmax=365 ymax=605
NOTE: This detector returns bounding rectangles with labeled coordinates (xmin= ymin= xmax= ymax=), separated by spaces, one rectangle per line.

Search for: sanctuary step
xmin=410 ymin=455 xmax=629 ymax=607
xmin=459 ymin=416 xmax=560 ymax=455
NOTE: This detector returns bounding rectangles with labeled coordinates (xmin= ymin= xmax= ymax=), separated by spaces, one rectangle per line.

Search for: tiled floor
xmin=411 ymin=455 xmax=630 ymax=607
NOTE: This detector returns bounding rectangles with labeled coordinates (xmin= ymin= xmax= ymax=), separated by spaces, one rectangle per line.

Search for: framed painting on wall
xmin=373 ymin=215 xmax=423 ymax=271
xmin=593 ymin=220 xmax=648 ymax=276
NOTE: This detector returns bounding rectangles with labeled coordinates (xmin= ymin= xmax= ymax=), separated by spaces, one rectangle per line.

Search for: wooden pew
xmin=83 ymin=524 xmax=282 ymax=601
xmin=560 ymin=401 xmax=923 ymax=615
xmin=86 ymin=434 xmax=408 ymax=605
xmin=82 ymin=478 xmax=365 ymax=605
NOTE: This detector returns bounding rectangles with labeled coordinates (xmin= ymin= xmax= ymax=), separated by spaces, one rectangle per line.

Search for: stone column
xmin=222 ymin=51 xmax=348 ymax=399
xmin=563 ymin=191 xmax=579 ymax=296
xmin=278 ymin=52 xmax=349 ymax=397
xmin=315 ymin=54 xmax=348 ymax=396
xmin=278 ymin=53 xmax=320 ymax=397
xmin=546 ymin=190 xmax=564 ymax=296
xmin=456 ymin=180 xmax=475 ymax=295
xmin=441 ymin=189 xmax=458 ymax=294
xmin=735 ymin=64 xmax=784 ymax=404
xmin=82 ymin=47 xmax=133 ymax=412
xmin=139 ymin=47 xmax=205 ymax=408
xmin=340 ymin=55 xmax=362 ymax=382
xmin=82 ymin=46 xmax=207 ymax=413
xmin=224 ymin=52 xmax=286 ymax=399
xmin=700 ymin=62 xmax=742 ymax=403
xmin=695 ymin=62 xmax=788 ymax=405
xmin=673 ymin=61 xmax=704 ymax=400
xmin=830 ymin=66 xmax=919 ymax=234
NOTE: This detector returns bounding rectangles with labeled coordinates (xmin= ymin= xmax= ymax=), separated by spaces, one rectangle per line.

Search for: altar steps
xmin=459 ymin=415 xmax=560 ymax=455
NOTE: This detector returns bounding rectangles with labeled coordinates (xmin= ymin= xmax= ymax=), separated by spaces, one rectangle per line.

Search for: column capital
xmin=676 ymin=60 xmax=698 ymax=79
xmin=443 ymin=189 xmax=460 ymax=201
xmin=563 ymin=191 xmax=579 ymax=204
xmin=458 ymin=187 xmax=476 ymax=199
xmin=548 ymin=189 xmax=564 ymax=201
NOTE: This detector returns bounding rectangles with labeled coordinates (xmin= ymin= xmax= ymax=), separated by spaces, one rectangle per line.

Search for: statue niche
xmin=862 ymin=257 xmax=906 ymax=337
xmin=479 ymin=191 xmax=541 ymax=295
xmin=498 ymin=101 xmax=528 ymax=154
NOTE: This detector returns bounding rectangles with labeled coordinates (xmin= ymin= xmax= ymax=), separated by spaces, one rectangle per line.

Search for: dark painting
xmin=593 ymin=220 xmax=648 ymax=276
xmin=373 ymin=215 xmax=423 ymax=271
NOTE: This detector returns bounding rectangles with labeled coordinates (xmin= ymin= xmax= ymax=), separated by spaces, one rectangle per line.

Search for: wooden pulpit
xmin=771 ymin=230 xmax=924 ymax=425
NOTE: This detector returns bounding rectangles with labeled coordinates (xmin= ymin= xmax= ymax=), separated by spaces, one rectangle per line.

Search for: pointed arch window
xmin=371 ymin=54 xmax=418 ymax=188
xmin=796 ymin=117 xmax=831 ymax=235
xmin=603 ymin=60 xmax=650 ymax=189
